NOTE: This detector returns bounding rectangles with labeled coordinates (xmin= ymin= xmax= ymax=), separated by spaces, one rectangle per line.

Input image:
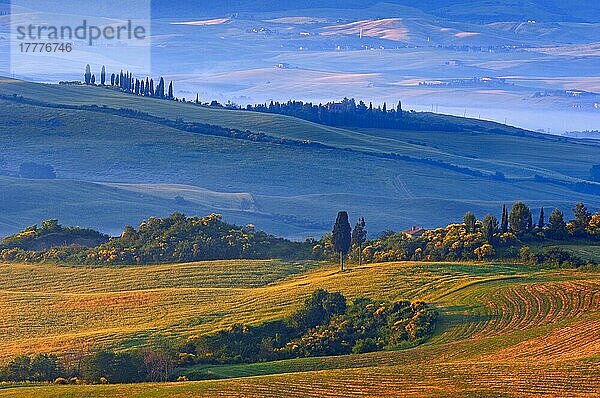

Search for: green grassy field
xmin=0 ymin=258 xmax=598 ymax=397
xmin=530 ymin=241 xmax=600 ymax=263
xmin=0 ymin=77 xmax=599 ymax=239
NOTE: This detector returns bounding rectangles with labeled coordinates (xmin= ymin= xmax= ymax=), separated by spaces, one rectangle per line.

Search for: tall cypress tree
xmin=332 ymin=211 xmax=352 ymax=272
xmin=168 ymin=81 xmax=174 ymax=100
xmin=111 ymin=73 xmax=115 ymax=86
xmin=157 ymin=77 xmax=165 ymax=98
xmin=482 ymin=214 xmax=498 ymax=243
xmin=149 ymin=78 xmax=155 ymax=96
xmin=351 ymin=217 xmax=367 ymax=266
xmin=84 ymin=64 xmax=91 ymax=85
xmin=538 ymin=207 xmax=545 ymax=229
xmin=501 ymin=205 xmax=508 ymax=233
xmin=100 ymin=65 xmax=106 ymax=85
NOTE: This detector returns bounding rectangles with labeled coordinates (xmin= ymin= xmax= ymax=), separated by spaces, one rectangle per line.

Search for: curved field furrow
xmin=4 ymin=360 xmax=597 ymax=398
xmin=489 ymin=317 xmax=600 ymax=362
xmin=479 ymin=281 xmax=599 ymax=336
xmin=435 ymin=279 xmax=600 ymax=345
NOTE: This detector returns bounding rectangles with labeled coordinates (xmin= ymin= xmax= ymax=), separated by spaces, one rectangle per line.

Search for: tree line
xmin=246 ymin=98 xmax=403 ymax=129
xmin=0 ymin=213 xmax=313 ymax=265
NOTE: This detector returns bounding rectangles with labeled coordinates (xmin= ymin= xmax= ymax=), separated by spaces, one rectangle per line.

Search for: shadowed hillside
xmin=0 ymin=77 xmax=599 ymax=239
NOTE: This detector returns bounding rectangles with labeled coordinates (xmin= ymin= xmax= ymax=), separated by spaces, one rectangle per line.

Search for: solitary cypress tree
xmin=351 ymin=217 xmax=367 ymax=266
xmin=195 ymin=93 xmax=200 ymax=104
xmin=332 ymin=211 xmax=352 ymax=272
xmin=100 ymin=65 xmax=106 ymax=85
xmin=501 ymin=204 xmax=508 ymax=233
xmin=84 ymin=64 xmax=91 ymax=85
xmin=538 ymin=207 xmax=545 ymax=229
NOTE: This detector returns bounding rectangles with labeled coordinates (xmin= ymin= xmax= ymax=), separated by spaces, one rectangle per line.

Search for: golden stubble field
xmin=0 ymin=259 xmax=598 ymax=397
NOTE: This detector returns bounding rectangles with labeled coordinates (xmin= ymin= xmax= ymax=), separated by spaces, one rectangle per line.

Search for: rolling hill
xmin=0 ymin=259 xmax=598 ymax=397
xmin=0 ymin=77 xmax=599 ymax=239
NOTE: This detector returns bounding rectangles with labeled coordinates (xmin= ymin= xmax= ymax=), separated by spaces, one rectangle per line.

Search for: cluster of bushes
xmin=179 ymin=289 xmax=437 ymax=366
xmin=1 ymin=213 xmax=313 ymax=265
xmin=0 ymin=220 xmax=108 ymax=251
xmin=0 ymin=339 xmax=177 ymax=385
xmin=0 ymin=354 xmax=63 ymax=383
xmin=518 ymin=246 xmax=588 ymax=268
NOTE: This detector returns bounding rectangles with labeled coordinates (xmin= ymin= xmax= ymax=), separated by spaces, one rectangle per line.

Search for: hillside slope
xmin=0 ymin=77 xmax=599 ymax=238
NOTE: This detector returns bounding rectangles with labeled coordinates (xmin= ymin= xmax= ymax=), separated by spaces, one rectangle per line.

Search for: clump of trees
xmin=0 ymin=338 xmax=178 ymax=385
xmin=0 ymin=354 xmax=63 ymax=382
xmin=317 ymin=212 xmax=368 ymax=271
xmin=178 ymin=289 xmax=437 ymax=368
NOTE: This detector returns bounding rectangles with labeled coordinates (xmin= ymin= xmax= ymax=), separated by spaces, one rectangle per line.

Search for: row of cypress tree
xmin=84 ymin=64 xmax=174 ymax=100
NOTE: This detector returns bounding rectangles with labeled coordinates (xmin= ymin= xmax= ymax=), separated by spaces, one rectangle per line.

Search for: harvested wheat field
xmin=0 ymin=259 xmax=598 ymax=397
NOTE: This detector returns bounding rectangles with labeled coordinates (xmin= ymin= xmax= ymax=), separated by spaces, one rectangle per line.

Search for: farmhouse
xmin=403 ymin=226 xmax=425 ymax=238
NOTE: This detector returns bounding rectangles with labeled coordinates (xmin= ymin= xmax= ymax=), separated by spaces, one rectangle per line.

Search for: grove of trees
xmin=82 ymin=64 xmax=175 ymax=100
